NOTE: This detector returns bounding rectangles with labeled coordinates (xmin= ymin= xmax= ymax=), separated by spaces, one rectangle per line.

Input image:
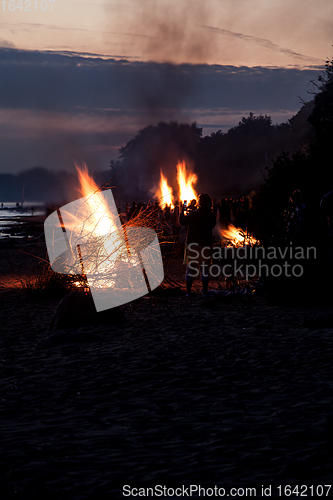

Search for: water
xmin=0 ymin=202 xmax=45 ymax=239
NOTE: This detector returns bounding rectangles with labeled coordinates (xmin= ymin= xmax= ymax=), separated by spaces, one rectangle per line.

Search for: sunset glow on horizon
xmin=0 ymin=0 xmax=330 ymax=68
xmin=0 ymin=0 xmax=332 ymax=175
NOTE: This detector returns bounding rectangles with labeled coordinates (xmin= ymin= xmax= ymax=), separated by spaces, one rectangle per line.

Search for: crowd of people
xmin=115 ymin=187 xmax=333 ymax=296
xmin=117 ymin=196 xmax=251 ymax=235
xmin=115 ymin=195 xmax=251 ymax=297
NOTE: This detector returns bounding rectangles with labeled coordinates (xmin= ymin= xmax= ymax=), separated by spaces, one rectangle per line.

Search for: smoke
xmin=200 ymin=26 xmax=323 ymax=65
xmin=103 ymin=0 xmax=217 ymax=65
xmin=124 ymin=0 xmax=219 ymax=124
xmin=101 ymin=0 xmax=330 ymax=68
xmin=136 ymin=0 xmax=217 ymax=65
xmin=103 ymin=0 xmax=218 ymax=120
xmin=103 ymin=0 xmax=219 ymax=199
xmin=0 ymin=39 xmax=15 ymax=49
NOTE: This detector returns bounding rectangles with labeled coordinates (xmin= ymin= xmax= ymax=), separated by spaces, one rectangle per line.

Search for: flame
xmin=77 ymin=164 xmax=99 ymax=199
xmin=220 ymin=224 xmax=259 ymax=247
xmin=55 ymin=164 xmax=162 ymax=293
xmin=156 ymin=170 xmax=174 ymax=208
xmin=66 ymin=164 xmax=128 ymax=287
xmin=176 ymin=160 xmax=198 ymax=204
xmin=76 ymin=164 xmax=117 ymax=236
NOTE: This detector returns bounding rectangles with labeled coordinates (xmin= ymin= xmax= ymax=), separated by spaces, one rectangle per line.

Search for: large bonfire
xmin=66 ymin=164 xmax=130 ymax=288
xmin=154 ymin=160 xmax=198 ymax=208
xmin=57 ymin=164 xmax=162 ymax=291
xmin=176 ymin=161 xmax=198 ymax=204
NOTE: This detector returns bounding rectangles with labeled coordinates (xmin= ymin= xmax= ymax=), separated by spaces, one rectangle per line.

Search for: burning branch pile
xmin=220 ymin=224 xmax=260 ymax=247
xmin=154 ymin=160 xmax=198 ymax=208
xmin=46 ymin=165 xmax=165 ymax=305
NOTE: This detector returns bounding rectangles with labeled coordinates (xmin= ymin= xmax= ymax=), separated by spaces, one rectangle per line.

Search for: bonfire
xmin=176 ymin=160 xmax=198 ymax=205
xmin=220 ymin=224 xmax=260 ymax=247
xmin=45 ymin=164 xmax=165 ymax=309
xmin=155 ymin=170 xmax=174 ymax=209
xmin=154 ymin=160 xmax=198 ymax=207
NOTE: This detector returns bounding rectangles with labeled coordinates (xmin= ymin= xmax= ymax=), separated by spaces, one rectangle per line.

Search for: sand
xmin=0 ymin=237 xmax=332 ymax=499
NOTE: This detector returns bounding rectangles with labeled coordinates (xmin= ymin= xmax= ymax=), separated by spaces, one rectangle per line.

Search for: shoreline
xmin=0 ymin=214 xmax=46 ymax=242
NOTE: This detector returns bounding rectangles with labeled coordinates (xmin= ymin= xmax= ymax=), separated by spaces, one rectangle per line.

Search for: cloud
xmin=0 ymin=47 xmax=323 ymax=174
xmin=0 ymin=21 xmax=152 ymax=39
xmin=200 ymin=25 xmax=323 ymax=65
xmin=0 ymin=38 xmax=15 ymax=48
xmin=1 ymin=0 xmax=331 ymax=67
xmin=0 ymin=48 xmax=321 ymax=114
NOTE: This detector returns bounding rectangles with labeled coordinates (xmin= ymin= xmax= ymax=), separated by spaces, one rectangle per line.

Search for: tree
xmin=308 ymin=57 xmax=333 ymax=146
xmin=196 ymin=113 xmax=287 ymax=197
xmin=112 ymin=122 xmax=202 ymax=200
xmin=251 ymin=54 xmax=333 ymax=245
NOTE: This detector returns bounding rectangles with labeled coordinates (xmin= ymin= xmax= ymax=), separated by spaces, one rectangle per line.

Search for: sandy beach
xmin=0 ymin=232 xmax=332 ymax=499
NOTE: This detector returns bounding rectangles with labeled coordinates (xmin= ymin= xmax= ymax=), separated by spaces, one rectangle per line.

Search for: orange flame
xmin=75 ymin=164 xmax=118 ymax=236
xmin=68 ymin=164 xmax=126 ymax=286
xmin=156 ymin=170 xmax=174 ymax=208
xmin=76 ymin=164 xmax=99 ymax=199
xmin=176 ymin=160 xmax=198 ymax=204
xmin=220 ymin=224 xmax=259 ymax=246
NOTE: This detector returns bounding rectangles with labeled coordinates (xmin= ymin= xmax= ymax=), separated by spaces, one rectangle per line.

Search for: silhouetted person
xmin=286 ymin=189 xmax=306 ymax=243
xmin=187 ymin=199 xmax=197 ymax=214
xmin=117 ymin=207 xmax=126 ymax=225
xmin=180 ymin=193 xmax=216 ymax=297
xmin=164 ymin=204 xmax=171 ymax=221
xmin=212 ymin=198 xmax=218 ymax=216
xmin=128 ymin=202 xmax=136 ymax=220
xmin=320 ymin=190 xmax=333 ymax=268
xmin=235 ymin=196 xmax=248 ymax=229
xmin=219 ymin=198 xmax=231 ymax=228
xmin=125 ymin=203 xmax=130 ymax=221
xmin=172 ymin=203 xmax=181 ymax=241
xmin=320 ymin=190 xmax=333 ymax=228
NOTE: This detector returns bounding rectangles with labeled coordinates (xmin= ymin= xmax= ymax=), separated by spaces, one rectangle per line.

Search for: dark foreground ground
xmin=0 ymin=239 xmax=332 ymax=499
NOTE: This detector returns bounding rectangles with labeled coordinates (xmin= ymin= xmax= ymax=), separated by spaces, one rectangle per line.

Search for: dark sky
xmin=0 ymin=47 xmax=323 ymax=174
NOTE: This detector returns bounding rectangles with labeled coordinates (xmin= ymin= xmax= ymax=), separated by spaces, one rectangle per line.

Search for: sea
xmin=0 ymin=202 xmax=46 ymax=240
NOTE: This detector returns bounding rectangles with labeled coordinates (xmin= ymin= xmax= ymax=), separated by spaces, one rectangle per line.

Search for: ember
xmin=220 ymin=224 xmax=259 ymax=247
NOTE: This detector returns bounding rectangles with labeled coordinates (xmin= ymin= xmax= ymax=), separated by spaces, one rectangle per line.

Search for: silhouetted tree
xmin=0 ymin=174 xmax=19 ymax=202
xmin=308 ymin=57 xmax=333 ymax=147
xmin=251 ymin=55 xmax=333 ymax=246
xmin=0 ymin=168 xmax=79 ymax=204
xmin=112 ymin=121 xmax=202 ymax=200
xmin=196 ymin=113 xmax=291 ymax=197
